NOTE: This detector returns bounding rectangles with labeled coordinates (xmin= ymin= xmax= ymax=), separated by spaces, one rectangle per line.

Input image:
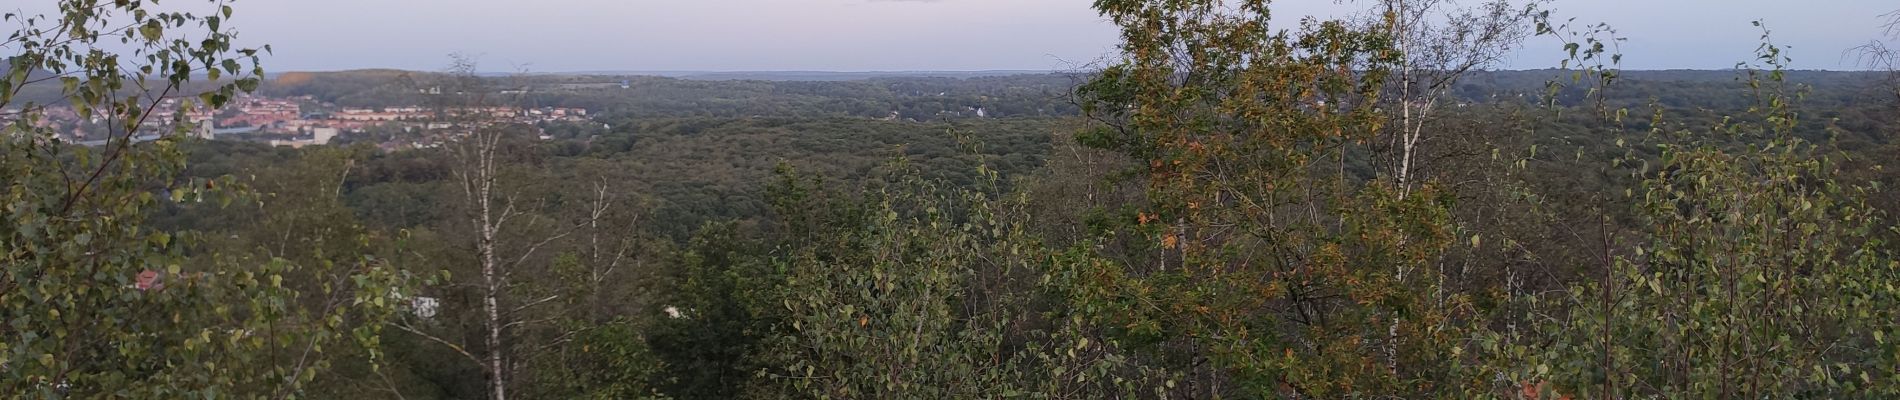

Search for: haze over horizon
xmin=16 ymin=0 xmax=1899 ymax=72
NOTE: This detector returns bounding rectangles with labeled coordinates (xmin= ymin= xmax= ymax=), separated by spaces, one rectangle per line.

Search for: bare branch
xmin=391 ymin=322 xmax=488 ymax=371
xmin=508 ymin=295 xmax=562 ymax=316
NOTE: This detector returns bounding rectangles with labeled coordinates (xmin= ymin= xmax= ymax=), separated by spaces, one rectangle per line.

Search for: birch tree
xmin=1378 ymin=0 xmax=1540 ymax=199
xmin=388 ymin=56 xmax=627 ymax=400
xmin=1851 ymin=9 xmax=1900 ymax=90
xmin=1370 ymin=0 xmax=1541 ymax=378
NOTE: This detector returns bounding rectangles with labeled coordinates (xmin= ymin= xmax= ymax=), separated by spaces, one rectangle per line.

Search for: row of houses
xmin=24 ymin=93 xmax=592 ymax=149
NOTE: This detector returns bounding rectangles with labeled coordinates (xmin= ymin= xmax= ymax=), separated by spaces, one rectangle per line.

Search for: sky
xmin=185 ymin=0 xmax=1900 ymax=72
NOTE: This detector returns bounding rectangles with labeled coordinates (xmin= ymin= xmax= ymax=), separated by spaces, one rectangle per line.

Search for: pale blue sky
xmin=190 ymin=0 xmax=1900 ymax=71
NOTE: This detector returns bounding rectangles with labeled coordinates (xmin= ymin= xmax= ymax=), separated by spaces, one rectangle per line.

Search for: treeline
xmin=263 ymin=72 xmax=1085 ymax=122
xmin=262 ymin=68 xmax=1899 ymax=122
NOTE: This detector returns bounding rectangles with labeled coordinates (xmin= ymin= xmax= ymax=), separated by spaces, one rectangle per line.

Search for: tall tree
xmin=1373 ymin=0 xmax=1541 ymax=377
xmin=1379 ymin=0 xmax=1538 ymax=199
xmin=391 ymin=56 xmax=628 ymax=400
xmin=1515 ymin=30 xmax=1900 ymax=398
xmin=1070 ymin=1 xmax=1504 ymax=396
xmin=1 ymin=1 xmax=404 ymax=397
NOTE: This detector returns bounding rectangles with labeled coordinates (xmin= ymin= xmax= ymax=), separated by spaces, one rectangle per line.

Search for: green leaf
xmin=138 ymin=21 xmax=162 ymax=42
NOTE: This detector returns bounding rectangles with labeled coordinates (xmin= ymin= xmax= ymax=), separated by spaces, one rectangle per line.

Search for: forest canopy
xmin=3 ymin=0 xmax=1899 ymax=399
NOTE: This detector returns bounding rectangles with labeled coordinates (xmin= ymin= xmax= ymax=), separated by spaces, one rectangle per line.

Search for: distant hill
xmin=0 ymin=67 xmax=65 ymax=105
xmin=269 ymin=69 xmax=418 ymax=81
xmin=272 ymin=69 xmax=1063 ymax=82
xmin=555 ymin=70 xmax=1059 ymax=81
xmin=1451 ymin=69 xmax=1892 ymax=109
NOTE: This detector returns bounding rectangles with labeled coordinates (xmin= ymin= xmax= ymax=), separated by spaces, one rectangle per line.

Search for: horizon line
xmin=261 ymin=67 xmax=1892 ymax=75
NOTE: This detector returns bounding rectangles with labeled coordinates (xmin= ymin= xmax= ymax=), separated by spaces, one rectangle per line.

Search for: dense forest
xmin=5 ymin=0 xmax=1900 ymax=399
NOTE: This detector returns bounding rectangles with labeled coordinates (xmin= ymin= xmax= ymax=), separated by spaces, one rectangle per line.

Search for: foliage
xmin=647 ymin=223 xmax=780 ymax=399
xmin=1508 ymin=33 xmax=1900 ymax=399
xmin=1 ymin=1 xmax=406 ymax=398
xmin=517 ymin=318 xmax=669 ymax=400
xmin=12 ymin=1 xmax=1900 ymax=398
xmin=1063 ymin=0 xmax=1501 ymax=396
xmin=758 ymin=161 xmax=1033 ymax=398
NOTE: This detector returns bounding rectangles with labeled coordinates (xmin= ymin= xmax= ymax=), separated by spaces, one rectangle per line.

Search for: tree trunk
xmin=482 ymin=240 xmax=506 ymax=400
xmin=477 ymin=143 xmax=508 ymax=400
